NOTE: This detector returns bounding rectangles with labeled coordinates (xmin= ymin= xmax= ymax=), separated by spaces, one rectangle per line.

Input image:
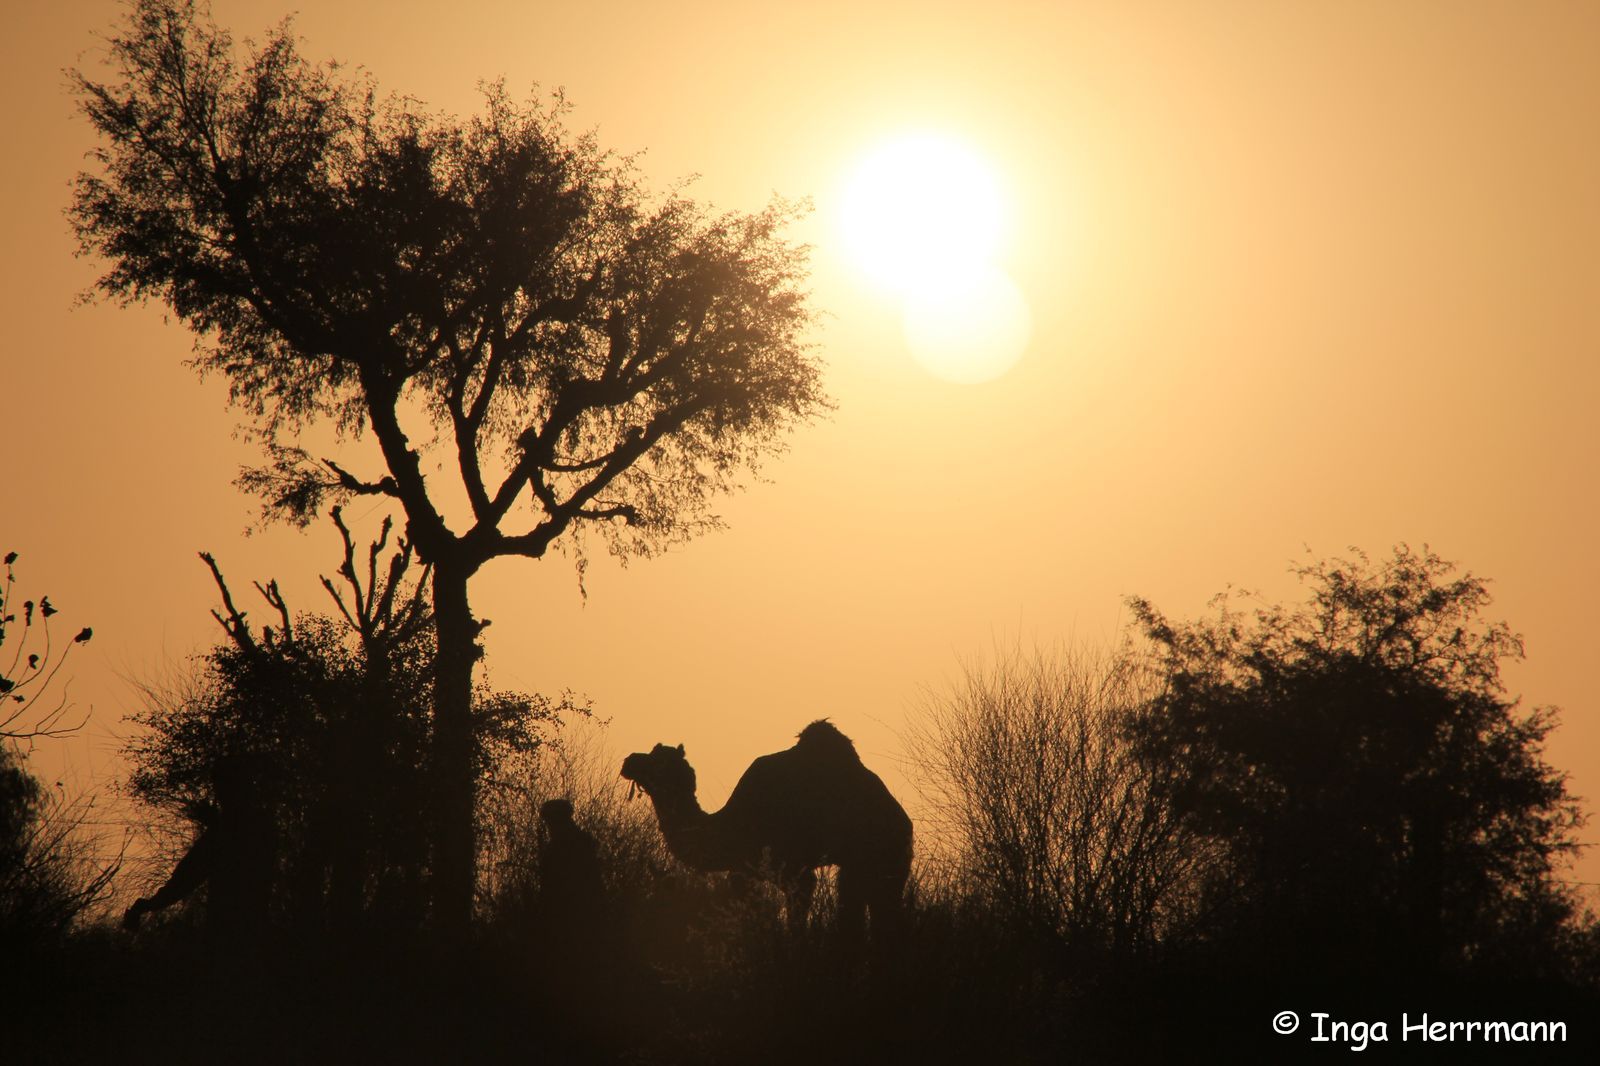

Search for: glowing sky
xmin=4 ymin=0 xmax=1598 ymax=889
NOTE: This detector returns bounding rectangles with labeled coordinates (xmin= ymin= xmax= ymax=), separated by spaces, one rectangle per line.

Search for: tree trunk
xmin=431 ymin=562 xmax=479 ymax=932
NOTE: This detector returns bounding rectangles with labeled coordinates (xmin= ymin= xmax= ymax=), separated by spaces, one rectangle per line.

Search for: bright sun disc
xmin=839 ymin=132 xmax=1006 ymax=294
xmin=902 ymin=265 xmax=1032 ymax=384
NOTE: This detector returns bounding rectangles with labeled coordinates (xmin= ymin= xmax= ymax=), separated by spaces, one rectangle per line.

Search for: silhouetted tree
xmin=1 ymin=554 xmax=116 ymax=942
xmin=1129 ymin=546 xmax=1586 ymax=978
xmin=126 ymin=511 xmax=562 ymax=931
xmin=909 ymin=646 xmax=1211 ymax=969
xmin=71 ymin=0 xmax=826 ymax=926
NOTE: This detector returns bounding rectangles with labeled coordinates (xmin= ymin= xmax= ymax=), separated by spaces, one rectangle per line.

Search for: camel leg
xmin=867 ymin=870 xmax=908 ymax=944
xmin=836 ymin=865 xmax=868 ymax=942
xmin=783 ymin=868 xmax=816 ymax=934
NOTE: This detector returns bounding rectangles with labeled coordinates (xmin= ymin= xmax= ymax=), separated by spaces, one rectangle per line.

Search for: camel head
xmin=620 ymin=743 xmax=696 ymax=804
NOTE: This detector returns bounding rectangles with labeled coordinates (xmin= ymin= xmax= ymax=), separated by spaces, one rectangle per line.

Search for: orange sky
xmin=4 ymin=1 xmax=1598 ymax=890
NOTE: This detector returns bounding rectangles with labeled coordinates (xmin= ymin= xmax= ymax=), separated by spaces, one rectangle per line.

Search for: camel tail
xmin=795 ymin=719 xmax=860 ymax=762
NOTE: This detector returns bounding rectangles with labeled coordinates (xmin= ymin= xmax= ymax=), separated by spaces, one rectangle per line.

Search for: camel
xmin=621 ymin=720 xmax=912 ymax=937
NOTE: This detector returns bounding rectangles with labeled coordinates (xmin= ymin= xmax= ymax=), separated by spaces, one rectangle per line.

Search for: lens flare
xmin=901 ymin=265 xmax=1032 ymax=385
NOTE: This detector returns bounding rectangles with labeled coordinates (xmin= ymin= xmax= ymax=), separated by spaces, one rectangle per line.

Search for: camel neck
xmin=649 ymin=791 xmax=721 ymax=871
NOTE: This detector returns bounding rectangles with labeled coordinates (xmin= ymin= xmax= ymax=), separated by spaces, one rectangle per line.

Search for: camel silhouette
xmin=621 ymin=720 xmax=912 ymax=937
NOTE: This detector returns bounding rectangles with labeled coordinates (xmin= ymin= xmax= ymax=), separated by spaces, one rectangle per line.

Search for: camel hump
xmin=795 ymin=719 xmax=859 ymax=763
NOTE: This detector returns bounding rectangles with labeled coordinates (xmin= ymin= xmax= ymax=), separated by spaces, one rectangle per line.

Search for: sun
xmin=837 ymin=131 xmax=1032 ymax=384
xmin=839 ymin=131 xmax=1007 ymax=294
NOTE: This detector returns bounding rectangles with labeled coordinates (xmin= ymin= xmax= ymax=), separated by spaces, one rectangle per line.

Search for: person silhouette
xmin=123 ymin=753 xmax=275 ymax=937
xmin=535 ymin=799 xmax=616 ymax=1041
xmin=538 ymin=798 xmax=604 ymax=926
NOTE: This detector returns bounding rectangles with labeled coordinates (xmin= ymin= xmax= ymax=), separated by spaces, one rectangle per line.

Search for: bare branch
xmin=200 ymin=551 xmax=256 ymax=653
xmin=0 ymin=557 xmax=95 ymax=743
xmin=255 ymin=580 xmax=293 ymax=646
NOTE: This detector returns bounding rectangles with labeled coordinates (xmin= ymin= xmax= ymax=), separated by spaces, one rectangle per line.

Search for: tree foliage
xmin=69 ymin=0 xmax=826 ymax=557
xmin=1129 ymin=546 xmax=1586 ymax=976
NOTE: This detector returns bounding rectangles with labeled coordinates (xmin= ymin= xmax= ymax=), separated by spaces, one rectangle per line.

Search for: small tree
xmin=1 ymin=553 xmax=116 ymax=941
xmin=910 ymin=645 xmax=1210 ymax=968
xmin=1129 ymin=545 xmax=1586 ymax=977
xmin=72 ymin=0 xmax=827 ymax=925
xmin=127 ymin=510 xmax=565 ymax=930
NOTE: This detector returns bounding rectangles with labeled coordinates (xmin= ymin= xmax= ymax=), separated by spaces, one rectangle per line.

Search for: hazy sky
xmin=4 ymin=1 xmax=1597 ymax=888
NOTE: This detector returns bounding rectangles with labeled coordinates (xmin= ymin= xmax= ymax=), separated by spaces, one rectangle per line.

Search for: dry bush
xmin=908 ymin=644 xmax=1214 ymax=967
xmin=479 ymin=716 xmax=670 ymax=929
xmin=1 ymin=749 xmax=123 ymax=942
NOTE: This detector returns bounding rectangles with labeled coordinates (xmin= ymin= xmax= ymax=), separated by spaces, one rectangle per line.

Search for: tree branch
xmin=200 ymin=551 xmax=257 ymax=653
xmin=575 ymin=504 xmax=639 ymax=524
xmin=255 ymin=579 xmax=293 ymax=647
xmin=491 ymin=404 xmax=700 ymax=559
xmin=324 ymin=458 xmax=400 ymax=499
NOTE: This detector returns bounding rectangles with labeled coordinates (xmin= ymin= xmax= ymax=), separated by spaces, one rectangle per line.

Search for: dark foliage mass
xmin=1128 ymin=546 xmax=1588 ymax=981
xmin=0 ymin=748 xmax=115 ymax=944
xmin=123 ymin=513 xmax=565 ymax=931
